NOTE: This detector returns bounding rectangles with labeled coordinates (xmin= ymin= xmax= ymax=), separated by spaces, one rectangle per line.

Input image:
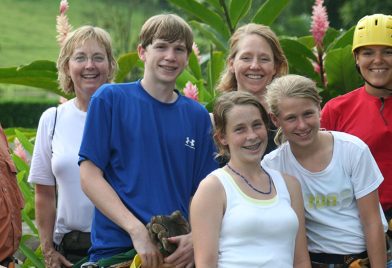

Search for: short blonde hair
xmin=213 ymin=91 xmax=269 ymax=160
xmin=139 ymin=14 xmax=193 ymax=54
xmin=217 ymin=23 xmax=288 ymax=93
xmin=265 ymin=75 xmax=322 ymax=145
xmin=57 ymin=25 xmax=117 ymax=94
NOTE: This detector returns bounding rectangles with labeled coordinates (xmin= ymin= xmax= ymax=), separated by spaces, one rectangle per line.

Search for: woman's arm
xmin=283 ymin=174 xmax=311 ymax=268
xmin=35 ymin=184 xmax=72 ymax=268
xmin=190 ymin=175 xmax=225 ymax=268
xmin=357 ymin=190 xmax=386 ymax=268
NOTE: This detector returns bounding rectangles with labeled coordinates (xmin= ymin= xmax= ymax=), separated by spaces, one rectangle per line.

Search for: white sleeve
xmin=28 ymin=107 xmax=57 ymax=186
xmin=349 ymin=142 xmax=384 ymax=199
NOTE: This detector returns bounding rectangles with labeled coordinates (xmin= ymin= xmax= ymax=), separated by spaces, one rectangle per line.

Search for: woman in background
xmin=217 ymin=23 xmax=289 ymax=157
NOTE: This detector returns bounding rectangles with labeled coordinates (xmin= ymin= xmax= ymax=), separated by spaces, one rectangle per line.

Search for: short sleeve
xmin=349 ymin=142 xmax=383 ymax=199
xmin=78 ymin=90 xmax=112 ymax=171
xmin=28 ymin=107 xmax=57 ymax=185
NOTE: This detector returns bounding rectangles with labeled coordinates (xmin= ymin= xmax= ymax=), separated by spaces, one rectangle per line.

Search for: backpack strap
xmin=51 ymin=107 xmax=58 ymax=152
xmin=51 ymin=107 xmax=58 ymax=207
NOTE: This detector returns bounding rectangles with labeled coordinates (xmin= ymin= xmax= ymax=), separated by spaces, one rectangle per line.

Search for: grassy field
xmin=0 ymin=0 xmax=162 ymax=99
xmin=0 ymin=0 xmax=159 ymax=68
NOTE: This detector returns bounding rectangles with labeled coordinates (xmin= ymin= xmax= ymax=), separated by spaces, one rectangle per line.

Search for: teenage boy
xmin=79 ymin=14 xmax=217 ymax=267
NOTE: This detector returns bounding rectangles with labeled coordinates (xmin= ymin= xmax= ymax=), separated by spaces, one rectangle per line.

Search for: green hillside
xmin=0 ymin=0 xmax=157 ymax=68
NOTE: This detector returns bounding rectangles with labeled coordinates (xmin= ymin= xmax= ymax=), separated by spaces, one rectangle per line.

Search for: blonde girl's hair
xmin=57 ymin=25 xmax=118 ymax=94
xmin=217 ymin=23 xmax=289 ymax=93
xmin=265 ymin=74 xmax=322 ymax=145
xmin=213 ymin=91 xmax=270 ymax=160
xmin=139 ymin=13 xmax=193 ymax=54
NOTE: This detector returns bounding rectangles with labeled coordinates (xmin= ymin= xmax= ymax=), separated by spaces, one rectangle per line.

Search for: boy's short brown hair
xmin=139 ymin=14 xmax=193 ymax=54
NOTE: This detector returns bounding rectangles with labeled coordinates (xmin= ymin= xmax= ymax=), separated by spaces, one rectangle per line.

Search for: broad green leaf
xmin=207 ymin=50 xmax=225 ymax=95
xmin=328 ymin=26 xmax=355 ymax=50
xmin=323 ymin=28 xmax=340 ymax=50
xmin=15 ymin=129 xmax=34 ymax=154
xmin=251 ymin=0 xmax=290 ymax=26
xmin=16 ymin=171 xmax=35 ymax=206
xmin=4 ymin=128 xmax=37 ymax=143
xmin=115 ymin=52 xmax=140 ymax=83
xmin=229 ymin=0 xmax=252 ymax=29
xmin=176 ymin=69 xmax=197 ymax=91
xmin=188 ymin=51 xmax=202 ymax=80
xmin=207 ymin=0 xmax=223 ymax=11
xmin=12 ymin=155 xmax=29 ymax=174
xmin=195 ymin=80 xmax=212 ymax=106
xmin=189 ymin=21 xmax=227 ymax=51
xmin=324 ymin=46 xmax=362 ymax=94
xmin=280 ymin=39 xmax=317 ymax=81
xmin=286 ymin=52 xmax=317 ymax=81
xmin=168 ymin=0 xmax=231 ymax=39
xmin=297 ymin=35 xmax=316 ymax=49
xmin=280 ymin=38 xmax=317 ymax=62
xmin=0 ymin=60 xmax=67 ymax=97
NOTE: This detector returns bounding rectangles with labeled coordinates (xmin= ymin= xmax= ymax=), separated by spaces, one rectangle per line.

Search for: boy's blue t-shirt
xmin=79 ymin=80 xmax=217 ymax=261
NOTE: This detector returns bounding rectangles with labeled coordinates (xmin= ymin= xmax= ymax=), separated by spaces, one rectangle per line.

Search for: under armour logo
xmin=185 ymin=137 xmax=195 ymax=149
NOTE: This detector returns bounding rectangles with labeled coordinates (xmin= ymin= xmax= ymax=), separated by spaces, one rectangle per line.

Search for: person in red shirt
xmin=321 ymin=13 xmax=392 ymax=237
xmin=0 ymin=124 xmax=24 ymax=268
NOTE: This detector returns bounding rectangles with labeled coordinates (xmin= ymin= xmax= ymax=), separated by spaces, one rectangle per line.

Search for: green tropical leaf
xmin=189 ymin=21 xmax=227 ymax=51
xmin=280 ymin=38 xmax=317 ymax=62
xmin=287 ymin=52 xmax=317 ymax=81
xmin=251 ymin=0 xmax=290 ymax=25
xmin=188 ymin=51 xmax=202 ymax=80
xmin=324 ymin=46 xmax=362 ymax=94
xmin=0 ymin=60 xmax=67 ymax=97
xmin=21 ymin=210 xmax=39 ymax=234
xmin=12 ymin=155 xmax=29 ymax=175
xmin=208 ymin=0 xmax=223 ymax=11
xmin=19 ymin=238 xmax=45 ymax=268
xmin=328 ymin=26 xmax=355 ymax=50
xmin=323 ymin=28 xmax=340 ymax=50
xmin=4 ymin=128 xmax=37 ymax=143
xmin=229 ymin=0 xmax=252 ymax=29
xmin=115 ymin=52 xmax=140 ymax=83
xmin=280 ymin=39 xmax=317 ymax=80
xmin=207 ymin=50 xmax=225 ymax=95
xmin=168 ymin=0 xmax=231 ymax=39
xmin=297 ymin=35 xmax=316 ymax=49
xmin=176 ymin=69 xmax=197 ymax=91
xmin=14 ymin=129 xmax=34 ymax=154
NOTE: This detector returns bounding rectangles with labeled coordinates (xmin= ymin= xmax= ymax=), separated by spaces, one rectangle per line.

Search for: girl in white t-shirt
xmin=262 ymin=74 xmax=388 ymax=267
xmin=191 ymin=91 xmax=310 ymax=268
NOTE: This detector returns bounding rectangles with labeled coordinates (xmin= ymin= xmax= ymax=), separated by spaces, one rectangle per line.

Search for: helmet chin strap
xmin=355 ymin=65 xmax=392 ymax=92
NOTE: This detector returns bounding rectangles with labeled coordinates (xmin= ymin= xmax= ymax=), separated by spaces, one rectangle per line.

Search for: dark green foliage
xmin=0 ymin=99 xmax=58 ymax=128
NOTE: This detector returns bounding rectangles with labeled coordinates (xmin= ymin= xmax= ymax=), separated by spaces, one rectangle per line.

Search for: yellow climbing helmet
xmin=352 ymin=14 xmax=392 ymax=52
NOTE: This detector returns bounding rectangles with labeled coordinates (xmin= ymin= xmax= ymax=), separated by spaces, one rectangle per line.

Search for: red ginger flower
xmin=56 ymin=0 xmax=72 ymax=46
xmin=183 ymin=82 xmax=199 ymax=101
xmin=14 ymin=138 xmax=27 ymax=163
xmin=310 ymin=0 xmax=329 ymax=48
xmin=59 ymin=0 xmax=68 ymax=14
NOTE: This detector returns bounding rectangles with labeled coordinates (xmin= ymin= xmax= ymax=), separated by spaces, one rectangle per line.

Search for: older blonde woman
xmin=28 ymin=25 xmax=117 ymax=267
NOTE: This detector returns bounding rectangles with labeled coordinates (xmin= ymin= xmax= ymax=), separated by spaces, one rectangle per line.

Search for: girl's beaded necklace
xmin=226 ymin=164 xmax=272 ymax=195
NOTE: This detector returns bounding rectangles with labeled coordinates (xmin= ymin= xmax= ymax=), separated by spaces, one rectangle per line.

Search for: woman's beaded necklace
xmin=226 ymin=164 xmax=272 ymax=195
